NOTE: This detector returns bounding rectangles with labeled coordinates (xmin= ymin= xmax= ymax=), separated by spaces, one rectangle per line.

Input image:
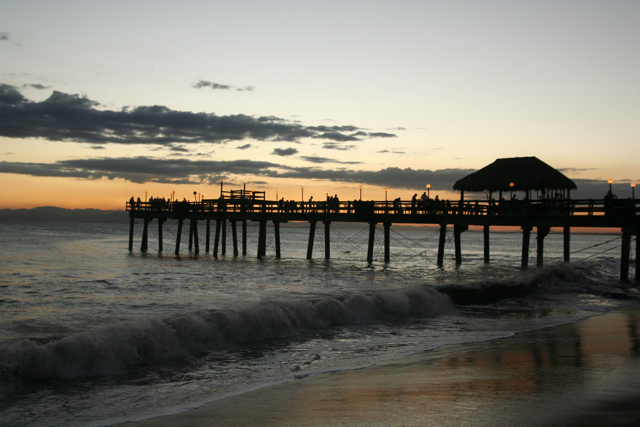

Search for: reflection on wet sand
xmin=125 ymin=307 xmax=640 ymax=427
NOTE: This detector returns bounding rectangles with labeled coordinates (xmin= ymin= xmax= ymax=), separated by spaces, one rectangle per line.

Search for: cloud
xmin=236 ymin=144 xmax=252 ymax=150
xmin=0 ymin=33 xmax=9 ymax=41
xmin=272 ymin=147 xmax=298 ymax=156
xmin=0 ymin=157 xmax=289 ymax=184
xmin=0 ymin=84 xmax=397 ymax=146
xmin=22 ymin=83 xmax=51 ymax=90
xmin=301 ymin=156 xmax=362 ymax=165
xmin=192 ymin=80 xmax=254 ymax=92
xmin=192 ymin=80 xmax=231 ymax=90
xmin=0 ymin=156 xmax=471 ymax=190
xmin=322 ymin=142 xmax=356 ymax=151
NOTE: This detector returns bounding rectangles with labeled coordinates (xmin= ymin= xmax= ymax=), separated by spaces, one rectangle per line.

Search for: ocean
xmin=0 ymin=220 xmax=637 ymax=427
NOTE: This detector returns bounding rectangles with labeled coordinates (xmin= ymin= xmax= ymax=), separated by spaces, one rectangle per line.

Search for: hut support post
xmin=563 ymin=226 xmax=571 ymax=263
xmin=437 ymin=224 xmax=447 ymax=267
xmin=537 ymin=226 xmax=550 ymax=268
xmin=384 ymin=222 xmax=391 ymax=263
xmin=621 ymin=230 xmax=631 ymax=282
xmin=324 ymin=221 xmax=331 ymax=260
xmin=307 ymin=221 xmax=316 ymax=260
xmin=454 ymin=224 xmax=468 ymax=265
xmin=483 ymin=225 xmax=490 ymax=263
xmin=231 ymin=220 xmax=239 ymax=257
xmin=175 ymin=218 xmax=183 ymax=256
xmin=521 ymin=226 xmax=532 ymax=270
xmin=274 ymin=221 xmax=281 ymax=259
xmin=367 ymin=222 xmax=376 ymax=264
xmin=188 ymin=220 xmax=193 ymax=251
xmin=128 ymin=216 xmax=134 ymax=252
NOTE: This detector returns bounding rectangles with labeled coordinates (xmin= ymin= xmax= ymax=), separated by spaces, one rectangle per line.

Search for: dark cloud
xmin=368 ymin=132 xmax=396 ymax=138
xmin=236 ymin=144 xmax=252 ymax=150
xmin=192 ymin=80 xmax=232 ymax=90
xmin=0 ymin=156 xmax=470 ymax=190
xmin=0 ymin=84 xmax=396 ymax=146
xmin=192 ymin=80 xmax=254 ymax=92
xmin=22 ymin=83 xmax=51 ymax=90
xmin=322 ymin=142 xmax=356 ymax=151
xmin=272 ymin=147 xmax=298 ymax=156
xmin=90 ymin=145 xmax=105 ymax=150
xmin=301 ymin=156 xmax=362 ymax=165
xmin=0 ymin=158 xmax=289 ymax=184
xmin=0 ymin=33 xmax=9 ymax=41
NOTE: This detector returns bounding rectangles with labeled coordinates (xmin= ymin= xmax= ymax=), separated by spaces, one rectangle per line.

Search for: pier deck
xmin=127 ymin=197 xmax=639 ymax=281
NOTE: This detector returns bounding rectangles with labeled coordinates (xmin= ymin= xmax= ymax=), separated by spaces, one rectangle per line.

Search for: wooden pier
xmin=127 ymin=193 xmax=639 ymax=281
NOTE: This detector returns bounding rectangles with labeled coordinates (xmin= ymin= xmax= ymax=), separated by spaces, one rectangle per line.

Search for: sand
xmin=122 ymin=305 xmax=640 ymax=427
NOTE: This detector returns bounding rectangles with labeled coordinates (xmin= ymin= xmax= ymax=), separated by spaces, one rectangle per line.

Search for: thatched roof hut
xmin=453 ymin=157 xmax=577 ymax=196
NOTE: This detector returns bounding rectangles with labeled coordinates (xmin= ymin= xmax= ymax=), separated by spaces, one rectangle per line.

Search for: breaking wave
xmin=0 ymin=285 xmax=452 ymax=383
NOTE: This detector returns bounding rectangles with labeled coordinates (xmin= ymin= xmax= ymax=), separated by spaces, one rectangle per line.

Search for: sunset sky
xmin=1 ymin=0 xmax=638 ymax=210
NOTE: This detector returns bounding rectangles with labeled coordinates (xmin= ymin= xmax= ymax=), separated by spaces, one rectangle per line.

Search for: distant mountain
xmin=0 ymin=206 xmax=129 ymax=223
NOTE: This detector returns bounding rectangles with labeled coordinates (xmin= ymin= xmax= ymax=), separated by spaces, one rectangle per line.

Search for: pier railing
xmin=127 ymin=198 xmax=638 ymax=218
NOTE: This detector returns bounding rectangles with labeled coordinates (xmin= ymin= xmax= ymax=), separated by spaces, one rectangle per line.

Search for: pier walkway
xmin=127 ymin=194 xmax=639 ymax=281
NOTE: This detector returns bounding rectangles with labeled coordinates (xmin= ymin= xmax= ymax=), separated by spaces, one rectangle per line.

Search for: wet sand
xmin=123 ymin=305 xmax=640 ymax=427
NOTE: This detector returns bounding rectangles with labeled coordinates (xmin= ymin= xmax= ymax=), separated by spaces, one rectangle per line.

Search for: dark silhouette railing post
xmin=521 ymin=226 xmax=532 ymax=270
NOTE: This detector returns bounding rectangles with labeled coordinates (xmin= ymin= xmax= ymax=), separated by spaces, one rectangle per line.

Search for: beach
xmin=123 ymin=305 xmax=640 ymax=427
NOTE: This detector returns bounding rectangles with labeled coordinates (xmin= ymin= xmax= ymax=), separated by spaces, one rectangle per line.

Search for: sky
xmin=1 ymin=0 xmax=638 ymax=210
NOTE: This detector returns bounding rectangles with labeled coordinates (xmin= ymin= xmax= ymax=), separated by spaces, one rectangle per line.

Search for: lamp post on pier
xmin=301 ymin=187 xmax=304 ymax=202
xmin=608 ymin=179 xmax=613 ymax=194
xmin=385 ymin=188 xmax=388 ymax=202
xmin=359 ymin=185 xmax=363 ymax=201
xmin=632 ymin=183 xmax=636 ymax=199
xmin=426 ymin=184 xmax=430 ymax=198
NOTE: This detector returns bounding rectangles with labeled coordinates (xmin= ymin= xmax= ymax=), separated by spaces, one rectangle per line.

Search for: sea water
xmin=0 ymin=220 xmax=637 ymax=427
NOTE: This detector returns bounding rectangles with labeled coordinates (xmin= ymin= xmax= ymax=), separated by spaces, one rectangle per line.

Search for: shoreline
xmin=121 ymin=304 xmax=640 ymax=427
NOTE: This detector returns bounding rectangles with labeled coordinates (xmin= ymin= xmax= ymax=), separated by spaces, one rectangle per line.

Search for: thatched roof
xmin=453 ymin=157 xmax=577 ymax=193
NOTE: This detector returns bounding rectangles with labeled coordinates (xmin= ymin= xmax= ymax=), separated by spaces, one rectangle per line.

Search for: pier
xmin=126 ymin=193 xmax=639 ymax=281
xmin=126 ymin=158 xmax=638 ymax=281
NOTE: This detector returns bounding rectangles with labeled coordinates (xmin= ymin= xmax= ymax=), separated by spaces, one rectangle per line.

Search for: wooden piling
xmin=242 ymin=219 xmax=247 ymax=256
xmin=221 ymin=219 xmax=227 ymax=256
xmin=454 ymin=224 xmax=468 ymax=265
xmin=367 ymin=222 xmax=376 ymax=264
xmin=384 ymin=223 xmax=391 ymax=263
xmin=437 ymin=224 xmax=447 ymax=267
xmin=191 ymin=219 xmax=199 ymax=254
xmin=537 ymin=226 xmax=550 ymax=268
xmin=483 ymin=225 xmax=490 ymax=263
xmin=307 ymin=221 xmax=316 ymax=260
xmin=231 ymin=220 xmax=239 ymax=257
xmin=205 ymin=217 xmax=211 ymax=252
xmin=141 ymin=217 xmax=151 ymax=252
xmin=257 ymin=220 xmax=267 ymax=259
xmin=158 ymin=218 xmax=166 ymax=252
xmin=274 ymin=221 xmax=281 ymax=259
xmin=621 ymin=230 xmax=631 ymax=282
xmin=521 ymin=226 xmax=532 ymax=270
xmin=324 ymin=221 xmax=331 ymax=260
xmin=213 ymin=219 xmax=221 ymax=258
xmin=129 ymin=217 xmax=134 ymax=252
xmin=175 ymin=218 xmax=183 ymax=256
xmin=563 ymin=226 xmax=571 ymax=263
